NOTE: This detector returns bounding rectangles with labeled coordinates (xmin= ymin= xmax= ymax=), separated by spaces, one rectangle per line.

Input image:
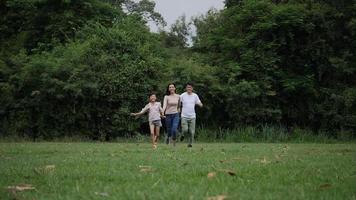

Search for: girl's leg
xmin=149 ymin=124 xmax=156 ymax=148
xmin=155 ymin=126 xmax=160 ymax=144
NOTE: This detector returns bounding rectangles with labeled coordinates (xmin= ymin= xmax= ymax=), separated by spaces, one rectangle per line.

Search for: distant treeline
xmin=0 ymin=0 xmax=355 ymax=140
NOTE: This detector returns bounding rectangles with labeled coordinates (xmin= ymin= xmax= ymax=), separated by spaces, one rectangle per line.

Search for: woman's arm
xmin=179 ymin=94 xmax=183 ymax=112
xmin=162 ymin=96 xmax=167 ymax=115
xmin=177 ymin=96 xmax=181 ymax=113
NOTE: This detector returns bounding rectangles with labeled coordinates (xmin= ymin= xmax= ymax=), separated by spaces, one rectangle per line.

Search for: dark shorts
xmin=149 ymin=120 xmax=162 ymax=127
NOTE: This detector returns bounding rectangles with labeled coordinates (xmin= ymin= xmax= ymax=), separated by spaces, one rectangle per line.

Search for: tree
xmin=159 ymin=15 xmax=191 ymax=48
xmin=193 ymin=0 xmax=356 ymax=133
xmin=123 ymin=0 xmax=166 ymax=27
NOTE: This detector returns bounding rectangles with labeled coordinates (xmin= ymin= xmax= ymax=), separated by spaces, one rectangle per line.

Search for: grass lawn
xmin=0 ymin=142 xmax=355 ymax=200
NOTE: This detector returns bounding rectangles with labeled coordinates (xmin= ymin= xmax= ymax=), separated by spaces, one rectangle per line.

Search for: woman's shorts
xmin=149 ymin=120 xmax=162 ymax=127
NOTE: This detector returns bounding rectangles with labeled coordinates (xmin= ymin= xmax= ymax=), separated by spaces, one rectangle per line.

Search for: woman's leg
xmin=171 ymin=113 xmax=180 ymax=146
xmin=165 ymin=114 xmax=172 ymax=144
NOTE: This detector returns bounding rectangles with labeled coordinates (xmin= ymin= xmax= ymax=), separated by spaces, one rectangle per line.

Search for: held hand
xmin=130 ymin=113 xmax=137 ymax=117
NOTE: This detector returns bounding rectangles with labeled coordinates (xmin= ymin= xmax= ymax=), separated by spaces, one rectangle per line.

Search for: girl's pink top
xmin=139 ymin=102 xmax=163 ymax=122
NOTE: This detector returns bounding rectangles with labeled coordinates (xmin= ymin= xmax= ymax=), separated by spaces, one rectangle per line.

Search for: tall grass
xmin=195 ymin=125 xmax=353 ymax=143
xmin=1 ymin=126 xmax=354 ymax=143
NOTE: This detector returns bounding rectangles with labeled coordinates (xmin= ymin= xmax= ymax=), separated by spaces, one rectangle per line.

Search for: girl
xmin=162 ymin=83 xmax=180 ymax=146
xmin=131 ymin=93 xmax=163 ymax=149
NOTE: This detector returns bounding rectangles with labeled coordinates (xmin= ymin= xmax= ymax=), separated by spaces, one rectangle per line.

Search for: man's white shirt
xmin=180 ymin=92 xmax=201 ymax=119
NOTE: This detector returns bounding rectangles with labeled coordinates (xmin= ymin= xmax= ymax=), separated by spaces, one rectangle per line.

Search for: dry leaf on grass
xmin=220 ymin=157 xmax=242 ymax=164
xmin=139 ymin=165 xmax=153 ymax=172
xmin=219 ymin=159 xmax=233 ymax=163
xmin=261 ymin=157 xmax=268 ymax=164
xmin=319 ymin=183 xmax=332 ymax=189
xmin=281 ymin=145 xmax=290 ymax=153
xmin=95 ymin=192 xmax=109 ymax=197
xmin=207 ymin=172 xmax=216 ymax=178
xmin=217 ymin=169 xmax=236 ymax=176
xmin=140 ymin=168 xmax=153 ymax=172
xmin=256 ymin=157 xmax=270 ymax=164
xmin=34 ymin=164 xmax=56 ymax=174
xmin=138 ymin=165 xmax=152 ymax=169
xmin=232 ymin=157 xmax=242 ymax=161
xmin=45 ymin=165 xmax=55 ymax=170
xmin=207 ymin=195 xmax=227 ymax=200
xmin=6 ymin=184 xmax=35 ymax=192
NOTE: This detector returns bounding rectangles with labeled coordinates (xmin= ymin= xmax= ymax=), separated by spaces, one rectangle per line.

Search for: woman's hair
xmin=165 ymin=83 xmax=176 ymax=95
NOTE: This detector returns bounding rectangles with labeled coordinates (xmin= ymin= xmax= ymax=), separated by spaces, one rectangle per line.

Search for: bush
xmin=0 ymin=18 xmax=165 ymax=140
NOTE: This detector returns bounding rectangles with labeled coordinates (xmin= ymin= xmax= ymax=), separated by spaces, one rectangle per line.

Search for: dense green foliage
xmin=192 ymin=0 xmax=356 ymax=134
xmin=0 ymin=0 xmax=355 ymax=140
xmin=0 ymin=0 xmax=165 ymax=139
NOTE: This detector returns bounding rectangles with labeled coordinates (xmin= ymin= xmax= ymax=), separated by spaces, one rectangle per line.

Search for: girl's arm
xmin=131 ymin=104 xmax=149 ymax=116
xmin=159 ymin=102 xmax=165 ymax=118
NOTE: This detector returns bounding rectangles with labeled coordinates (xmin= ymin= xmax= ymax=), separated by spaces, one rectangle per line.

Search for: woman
xmin=162 ymin=83 xmax=180 ymax=146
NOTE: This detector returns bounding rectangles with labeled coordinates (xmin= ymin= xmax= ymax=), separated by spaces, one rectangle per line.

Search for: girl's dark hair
xmin=148 ymin=92 xmax=157 ymax=98
xmin=165 ymin=83 xmax=176 ymax=95
xmin=148 ymin=92 xmax=157 ymax=101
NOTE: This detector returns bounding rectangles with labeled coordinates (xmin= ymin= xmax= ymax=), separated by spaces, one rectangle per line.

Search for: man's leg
xmin=188 ymin=118 xmax=196 ymax=146
xmin=181 ymin=117 xmax=188 ymax=142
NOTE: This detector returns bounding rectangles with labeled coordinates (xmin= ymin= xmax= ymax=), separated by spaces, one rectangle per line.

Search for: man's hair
xmin=185 ymin=82 xmax=194 ymax=88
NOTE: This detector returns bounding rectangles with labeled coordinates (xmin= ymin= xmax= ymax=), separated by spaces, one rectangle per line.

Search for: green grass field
xmin=0 ymin=142 xmax=355 ymax=200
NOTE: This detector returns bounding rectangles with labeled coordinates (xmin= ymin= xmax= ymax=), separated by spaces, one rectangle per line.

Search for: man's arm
xmin=196 ymin=94 xmax=203 ymax=107
xmin=179 ymin=95 xmax=183 ymax=113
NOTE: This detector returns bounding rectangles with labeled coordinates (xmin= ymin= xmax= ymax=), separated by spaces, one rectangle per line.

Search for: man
xmin=180 ymin=83 xmax=203 ymax=147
